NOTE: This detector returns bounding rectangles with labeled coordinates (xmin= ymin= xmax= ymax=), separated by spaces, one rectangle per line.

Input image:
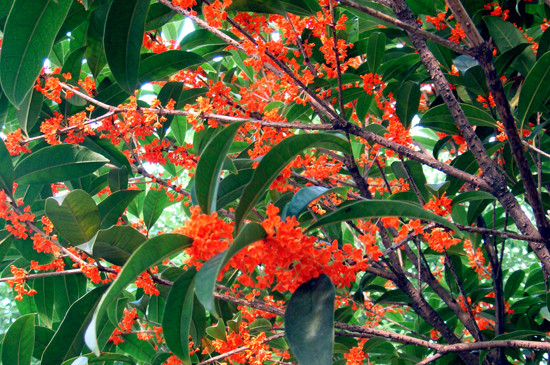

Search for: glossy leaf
xmin=45 ymin=189 xmax=101 ymax=245
xmin=163 ymin=268 xmax=197 ymax=363
xmin=395 ymin=81 xmax=420 ymax=129
xmin=451 ymin=191 xmax=496 ymax=206
xmin=85 ymin=233 xmax=193 ymax=355
xmin=2 ymin=314 xmax=35 ymax=365
xmin=143 ymin=188 xmax=170 ymax=231
xmin=216 ymin=168 xmax=255 ymax=209
xmin=0 ymin=137 xmax=14 ymax=196
xmin=367 ymin=32 xmax=386 ymax=73
xmin=97 ymin=189 xmax=142 ymax=228
xmin=0 ymin=0 xmax=72 ymax=106
xmin=235 ymin=132 xmax=351 ymax=230
xmin=138 ymin=50 xmax=205 ymax=85
xmin=117 ymin=334 xmax=157 ymax=363
xmin=196 ymin=122 xmax=245 ymax=214
xmin=17 ymin=89 xmax=44 ymax=135
xmin=90 ymin=225 xmax=147 ymax=266
xmin=307 ymin=200 xmax=459 ymax=233
xmin=14 ymin=144 xmax=108 ymax=185
xmin=195 ymin=223 xmax=266 ymax=315
xmin=61 ymin=353 xmax=136 ymax=365
xmin=107 ymin=166 xmax=129 ymax=192
xmin=41 ymin=286 xmax=108 ymax=365
xmin=85 ymin=3 xmax=109 ymax=78
xmin=104 ymin=0 xmax=150 ymax=93
xmin=517 ymin=52 xmax=550 ymax=130
xmin=285 ymin=274 xmax=335 ymax=365
xmin=421 ymin=103 xmax=498 ymax=133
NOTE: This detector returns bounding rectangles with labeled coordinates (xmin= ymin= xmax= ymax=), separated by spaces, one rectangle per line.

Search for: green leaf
xmin=216 ymin=168 xmax=255 ymax=209
xmin=117 ymin=334 xmax=156 ymax=363
xmin=41 ymin=286 xmax=108 ymax=365
xmin=421 ymin=103 xmax=498 ymax=134
xmin=494 ymin=43 xmax=530 ymax=76
xmin=484 ymin=16 xmax=536 ymax=76
xmin=53 ymin=273 xmax=87 ymax=322
xmin=195 ymin=223 xmax=266 ymax=315
xmin=97 ymin=189 xmax=142 ymax=228
xmin=235 ymin=132 xmax=351 ymax=230
xmin=451 ymin=191 xmax=496 ymax=206
xmin=108 ymin=166 xmax=129 ymax=192
xmin=85 ymin=3 xmax=109 ymax=78
xmin=143 ymin=188 xmax=170 ymax=231
xmin=517 ymin=52 xmax=550 ymax=130
xmin=0 ymin=0 xmax=72 ymax=106
xmin=163 ymin=269 xmax=197 ymax=364
xmin=367 ymin=32 xmax=386 ymax=73
xmin=138 ymin=50 xmax=205 ymax=85
xmin=90 ymin=225 xmax=147 ymax=266
xmin=31 ymin=277 xmax=55 ymax=328
xmin=61 ymin=353 xmax=136 ymax=365
xmin=45 ymin=189 xmax=101 ymax=245
xmin=395 ymin=81 xmax=420 ymax=129
xmin=82 ymin=136 xmax=131 ymax=172
xmin=504 ymin=270 xmax=525 ymax=300
xmin=85 ymin=233 xmax=193 ymax=355
xmin=307 ymin=200 xmax=459 ymax=233
xmin=479 ymin=330 xmax=550 ymax=363
xmin=285 ymin=274 xmax=335 ymax=365
xmin=0 ymin=138 xmax=14 ymax=196
xmin=17 ymin=89 xmax=44 ymax=135
xmin=104 ymin=0 xmax=150 ymax=93
xmin=2 ymin=314 xmax=35 ymax=365
xmin=14 ymin=144 xmax=108 ymax=185
xmin=34 ymin=326 xmax=55 ymax=361
xmin=145 ymin=2 xmax=176 ymax=31
xmin=196 ymin=122 xmax=245 ymax=214
xmin=157 ymin=82 xmax=184 ymax=139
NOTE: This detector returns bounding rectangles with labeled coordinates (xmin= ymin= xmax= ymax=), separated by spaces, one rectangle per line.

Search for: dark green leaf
xmin=31 ymin=277 xmax=55 ymax=328
xmin=216 ymin=168 xmax=255 ymax=209
xmin=517 ymin=52 xmax=550 ymax=130
xmin=395 ymin=81 xmax=420 ymax=129
xmin=235 ymin=132 xmax=351 ymax=230
xmin=307 ymin=200 xmax=459 ymax=232
xmin=367 ymin=32 xmax=386 ymax=73
xmin=61 ymin=353 xmax=136 ymax=365
xmin=53 ymin=273 xmax=87 ymax=321
xmin=145 ymin=2 xmax=176 ymax=31
xmin=494 ymin=43 xmax=530 ymax=75
xmin=0 ymin=0 xmax=72 ymax=106
xmin=85 ymin=2 xmax=109 ymax=78
xmin=41 ymin=286 xmax=108 ymax=365
xmin=85 ymin=233 xmax=193 ymax=355
xmin=421 ymin=103 xmax=498 ymax=134
xmin=33 ymin=326 xmax=54 ymax=361
xmin=45 ymin=189 xmax=101 ymax=245
xmin=138 ymin=50 xmax=205 ymax=85
xmin=143 ymin=188 xmax=170 ymax=230
xmin=285 ymin=274 xmax=335 ymax=365
xmin=195 ymin=223 xmax=266 ymax=315
xmin=82 ymin=136 xmax=131 ymax=172
xmin=157 ymin=82 xmax=184 ymax=139
xmin=91 ymin=225 xmax=147 ymax=266
xmin=504 ymin=270 xmax=525 ymax=300
xmin=196 ymin=122 xmax=245 ymax=214
xmin=2 ymin=314 xmax=35 ymax=365
xmin=163 ymin=268 xmax=197 ymax=363
xmin=451 ymin=191 xmax=496 ymax=206
xmin=104 ymin=0 xmax=150 ymax=93
xmin=14 ymin=144 xmax=108 ymax=185
xmin=97 ymin=189 xmax=142 ymax=228
xmin=17 ymin=89 xmax=44 ymax=135
xmin=108 ymin=166 xmax=129 ymax=192
xmin=117 ymin=334 xmax=156 ymax=363
xmin=0 ymin=138 xmax=14 ymax=196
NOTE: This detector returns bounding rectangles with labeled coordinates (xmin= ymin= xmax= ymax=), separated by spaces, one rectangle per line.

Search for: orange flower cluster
xmin=135 ymin=267 xmax=160 ymax=296
xmin=4 ymin=129 xmax=31 ymax=156
xmin=463 ymin=239 xmax=491 ymax=280
xmin=0 ymin=191 xmax=34 ymax=240
xmin=108 ymin=308 xmax=139 ymax=345
xmin=425 ymin=13 xmax=447 ymax=30
xmin=174 ymin=206 xmax=234 ymax=269
xmin=143 ymin=32 xmax=178 ymax=54
xmin=209 ymin=321 xmax=273 ymax=365
xmin=449 ymin=22 xmax=466 ymax=44
xmin=171 ymin=0 xmax=196 ymax=8
xmin=344 ymin=339 xmax=367 ymax=365
xmin=423 ymin=228 xmax=461 ymax=253
xmin=7 ymin=265 xmax=37 ymax=301
xmin=424 ymin=192 xmax=452 ymax=217
xmin=228 ymin=205 xmax=368 ymax=292
xmin=484 ymin=2 xmax=510 ymax=20
xmin=204 ymin=0 xmax=232 ymax=28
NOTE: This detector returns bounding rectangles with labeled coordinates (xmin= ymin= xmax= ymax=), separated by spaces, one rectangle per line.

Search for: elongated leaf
xmin=517 ymin=52 xmax=550 ymax=130
xmin=53 ymin=273 xmax=87 ymax=321
xmin=196 ymin=122 xmax=245 ymax=214
xmin=45 ymin=190 xmax=101 ymax=245
xmin=484 ymin=16 xmax=535 ymax=76
xmin=34 ymin=326 xmax=55 ymax=361
xmin=395 ymin=81 xmax=420 ymax=129
xmin=195 ymin=223 xmax=266 ymax=315
xmin=0 ymin=138 xmax=14 ymax=196
xmin=217 ymin=168 xmax=255 ymax=209
xmin=90 ymin=225 xmax=147 ymax=266
xmin=31 ymin=277 xmax=55 ymax=328
xmin=143 ymin=188 xmax=170 ymax=230
xmin=421 ymin=103 xmax=498 ymax=133
xmin=61 ymin=353 xmax=136 ymax=365
xmin=307 ymin=200 xmax=459 ymax=232
xmin=2 ymin=314 xmax=35 ymax=365
xmin=85 ymin=3 xmax=109 ymax=78
xmin=108 ymin=166 xmax=129 ymax=192
xmin=367 ymin=32 xmax=386 ymax=73
xmin=97 ymin=189 xmax=142 ymax=228
xmin=451 ymin=191 xmax=496 ymax=206
xmin=235 ymin=132 xmax=351 ymax=230
xmin=117 ymin=334 xmax=157 ymax=363
xmin=163 ymin=269 xmax=197 ymax=363
xmin=138 ymin=50 xmax=205 ymax=85
xmin=0 ymin=0 xmax=72 ymax=106
xmin=104 ymin=0 xmax=150 ymax=93
xmin=17 ymin=89 xmax=44 ymax=135
xmin=157 ymin=82 xmax=184 ymax=139
xmin=41 ymin=286 xmax=108 ymax=365
xmin=285 ymin=274 xmax=335 ymax=365
xmin=14 ymin=144 xmax=108 ymax=185
xmin=85 ymin=233 xmax=193 ymax=355
xmin=494 ymin=43 xmax=530 ymax=76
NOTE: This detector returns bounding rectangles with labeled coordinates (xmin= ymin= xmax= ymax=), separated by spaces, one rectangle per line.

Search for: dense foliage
xmin=1 ymin=0 xmax=550 ymax=364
